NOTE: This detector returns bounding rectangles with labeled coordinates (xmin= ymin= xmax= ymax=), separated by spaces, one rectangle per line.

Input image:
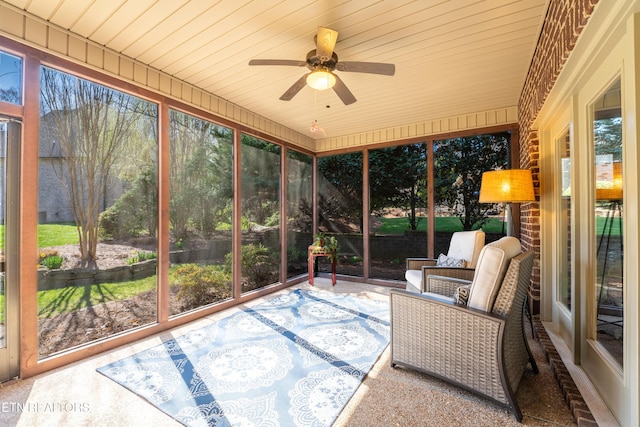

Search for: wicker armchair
xmin=405 ymin=229 xmax=485 ymax=293
xmin=390 ymin=242 xmax=537 ymax=421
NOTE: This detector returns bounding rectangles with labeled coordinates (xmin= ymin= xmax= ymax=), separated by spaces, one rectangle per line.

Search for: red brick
xmin=518 ymin=0 xmax=597 ymax=315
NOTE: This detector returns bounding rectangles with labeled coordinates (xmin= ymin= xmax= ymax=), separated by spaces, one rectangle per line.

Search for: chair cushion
xmin=467 ymin=236 xmax=522 ymax=312
xmin=436 ymin=253 xmax=466 ymax=267
xmin=447 ymin=229 xmax=485 ymax=268
xmin=405 ymin=269 xmax=422 ymax=293
xmin=422 ymin=291 xmax=456 ymax=305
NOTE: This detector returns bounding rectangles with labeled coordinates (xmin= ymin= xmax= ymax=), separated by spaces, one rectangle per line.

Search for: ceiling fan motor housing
xmin=306 ymin=50 xmax=338 ymax=71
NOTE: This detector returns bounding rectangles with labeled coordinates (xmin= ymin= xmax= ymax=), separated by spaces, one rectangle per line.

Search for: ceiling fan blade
xmin=316 ymin=27 xmax=338 ymax=62
xmin=332 ymin=74 xmax=357 ymax=105
xmin=249 ymin=59 xmax=307 ymax=67
xmin=336 ymin=61 xmax=395 ymax=76
xmin=279 ymin=74 xmax=309 ymax=101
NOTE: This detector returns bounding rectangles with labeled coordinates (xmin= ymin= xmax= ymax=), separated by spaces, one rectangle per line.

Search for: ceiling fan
xmin=248 ymin=27 xmax=395 ymax=105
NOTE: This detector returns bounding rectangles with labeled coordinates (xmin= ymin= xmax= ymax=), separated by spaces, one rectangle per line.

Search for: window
xmin=368 ymin=143 xmax=427 ymax=280
xmin=38 ymin=67 xmax=158 ymax=357
xmin=0 ymin=52 xmax=22 ymax=105
xmin=433 ymin=133 xmax=510 ymax=249
xmin=241 ymin=135 xmax=281 ymax=291
xmin=559 ymin=131 xmax=572 ymax=308
xmin=169 ymin=110 xmax=233 ymax=314
xmin=592 ymin=77 xmax=623 ymax=368
xmin=286 ymin=149 xmax=313 ymax=279
xmin=318 ymin=152 xmax=363 ymax=277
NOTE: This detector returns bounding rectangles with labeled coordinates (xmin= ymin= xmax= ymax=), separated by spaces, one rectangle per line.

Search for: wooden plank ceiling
xmin=4 ymin=0 xmax=548 ymax=140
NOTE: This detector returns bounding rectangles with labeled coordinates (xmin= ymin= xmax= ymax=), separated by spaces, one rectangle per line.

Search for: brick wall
xmin=517 ymin=0 xmax=599 ymax=314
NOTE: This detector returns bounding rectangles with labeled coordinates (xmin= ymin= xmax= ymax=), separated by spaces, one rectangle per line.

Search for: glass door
xmin=591 ymin=78 xmax=623 ymax=368
xmin=0 ymin=119 xmax=20 ymax=381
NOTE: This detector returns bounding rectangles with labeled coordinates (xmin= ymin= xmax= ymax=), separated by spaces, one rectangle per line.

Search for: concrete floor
xmin=0 ymin=279 xmax=605 ymax=426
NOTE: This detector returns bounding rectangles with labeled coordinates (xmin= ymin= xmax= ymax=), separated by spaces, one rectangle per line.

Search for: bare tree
xmin=40 ymin=68 xmax=146 ymax=267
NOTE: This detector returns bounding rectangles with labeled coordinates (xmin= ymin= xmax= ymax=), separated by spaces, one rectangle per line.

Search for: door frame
xmin=0 ymin=119 xmax=21 ymax=382
xmin=537 ymin=8 xmax=640 ymax=425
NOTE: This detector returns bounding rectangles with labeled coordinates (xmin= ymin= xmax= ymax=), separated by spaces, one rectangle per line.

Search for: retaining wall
xmin=35 ymin=230 xmax=504 ymax=290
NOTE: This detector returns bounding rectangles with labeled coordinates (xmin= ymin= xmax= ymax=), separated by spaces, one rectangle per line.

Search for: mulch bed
xmin=38 ymin=289 xmax=176 ymax=357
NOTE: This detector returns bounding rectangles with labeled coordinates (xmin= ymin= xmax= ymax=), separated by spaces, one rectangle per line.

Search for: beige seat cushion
xmin=405 ymin=269 xmax=422 ymax=293
xmin=467 ymin=236 xmax=522 ymax=312
xmin=447 ymin=229 xmax=485 ymax=268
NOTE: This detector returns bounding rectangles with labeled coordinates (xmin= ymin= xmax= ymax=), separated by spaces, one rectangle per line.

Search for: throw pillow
xmin=436 ymin=253 xmax=466 ymax=268
xmin=453 ymin=284 xmax=471 ymax=305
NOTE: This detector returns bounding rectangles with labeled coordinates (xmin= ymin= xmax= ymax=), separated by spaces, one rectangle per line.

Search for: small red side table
xmin=308 ymin=245 xmax=337 ymax=286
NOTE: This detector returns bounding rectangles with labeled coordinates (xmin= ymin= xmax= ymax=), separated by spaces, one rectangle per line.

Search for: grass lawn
xmin=376 ymin=216 xmax=504 ymax=234
xmin=37 ymin=223 xmax=79 ymax=247
xmin=35 ymin=266 xmax=193 ymax=319
xmin=37 ymin=275 xmax=157 ymax=319
xmin=378 ymin=215 xmax=622 ymax=236
xmin=0 ymin=223 xmax=79 ymax=248
xmin=595 ymin=216 xmax=622 ymax=236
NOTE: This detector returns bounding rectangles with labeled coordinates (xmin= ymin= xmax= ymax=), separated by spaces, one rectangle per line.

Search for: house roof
xmin=4 ymin=0 xmax=548 ymax=141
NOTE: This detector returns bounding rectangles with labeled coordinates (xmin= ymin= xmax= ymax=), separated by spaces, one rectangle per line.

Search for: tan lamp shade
xmin=595 ymin=161 xmax=623 ymax=201
xmin=479 ymin=169 xmax=536 ymax=203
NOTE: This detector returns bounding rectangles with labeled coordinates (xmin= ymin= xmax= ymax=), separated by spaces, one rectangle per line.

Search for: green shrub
xmin=241 ymin=216 xmax=252 ymax=231
xmin=264 ymin=211 xmax=280 ymax=227
xmin=99 ymin=167 xmax=157 ymax=240
xmin=40 ymin=254 xmax=64 ymax=270
xmin=127 ymin=251 xmax=157 ymax=265
xmin=287 ymin=246 xmax=306 ymax=263
xmin=225 ymin=243 xmax=278 ymax=290
xmin=99 ymin=197 xmax=143 ymax=240
xmin=174 ymin=238 xmax=184 ymax=249
xmin=38 ymin=248 xmax=64 ymax=270
xmin=172 ymin=263 xmax=232 ymax=310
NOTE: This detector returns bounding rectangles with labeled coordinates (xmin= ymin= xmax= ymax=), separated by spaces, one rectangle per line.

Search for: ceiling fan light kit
xmin=249 ymin=26 xmax=395 ymax=105
xmin=306 ymin=69 xmax=336 ymax=90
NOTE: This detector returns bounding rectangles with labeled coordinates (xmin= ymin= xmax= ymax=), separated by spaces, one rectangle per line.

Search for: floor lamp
xmin=479 ymin=168 xmax=536 ymax=334
xmin=479 ymin=169 xmax=536 ymax=238
xmin=595 ymin=161 xmax=623 ymax=330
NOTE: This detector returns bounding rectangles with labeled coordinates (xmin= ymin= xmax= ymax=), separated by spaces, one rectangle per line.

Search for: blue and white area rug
xmin=97 ymin=288 xmax=390 ymax=427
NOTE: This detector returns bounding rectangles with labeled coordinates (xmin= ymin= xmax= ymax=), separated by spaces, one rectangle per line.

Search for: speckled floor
xmin=0 ymin=279 xmax=581 ymax=427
